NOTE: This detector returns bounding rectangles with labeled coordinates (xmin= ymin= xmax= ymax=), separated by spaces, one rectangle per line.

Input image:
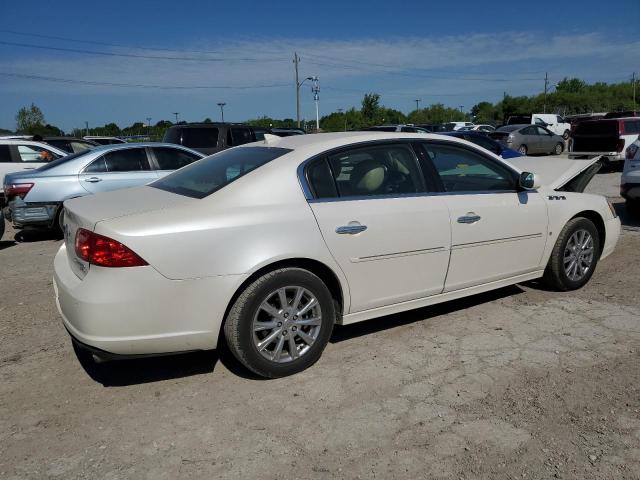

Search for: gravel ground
xmin=0 ymin=169 xmax=639 ymax=479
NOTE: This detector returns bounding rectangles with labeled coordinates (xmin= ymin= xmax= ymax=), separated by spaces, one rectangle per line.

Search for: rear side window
xmin=16 ymin=145 xmax=61 ymax=162
xmin=0 ymin=145 xmax=11 ymax=162
xmin=182 ymin=128 xmax=219 ymax=148
xmin=307 ymin=160 xmax=338 ymax=199
xmin=152 ymin=147 xmax=201 ymax=170
xmin=324 ymin=144 xmax=424 ymax=198
xmin=151 ymin=146 xmax=291 ymax=199
xmin=100 ymin=148 xmax=150 ymax=172
xmin=624 ymin=120 xmax=640 ymax=135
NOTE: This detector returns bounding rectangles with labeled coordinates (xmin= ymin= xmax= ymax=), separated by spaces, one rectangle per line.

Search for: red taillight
xmin=4 ymin=182 xmax=34 ymax=199
xmin=74 ymin=228 xmax=148 ymax=268
xmin=617 ymin=138 xmax=626 ymax=153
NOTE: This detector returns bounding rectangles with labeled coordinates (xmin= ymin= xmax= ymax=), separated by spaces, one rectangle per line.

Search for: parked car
xmin=569 ymin=117 xmax=640 ymax=165
xmin=461 ymin=124 xmax=495 ymax=132
xmin=620 ymin=136 xmax=640 ymax=209
xmin=442 ymin=122 xmax=474 ymax=131
xmin=491 ymin=125 xmax=565 ymax=155
xmin=0 ymin=139 xmax=66 ymax=183
xmin=364 ymin=125 xmax=430 ymax=133
xmin=443 ymin=131 xmax=522 ymax=159
xmin=43 ymin=137 xmax=99 ymax=154
xmin=3 ymin=143 xmax=203 ymax=232
xmin=83 ymin=136 xmax=128 ymax=145
xmin=53 ymin=132 xmax=619 ymax=378
xmin=603 ymin=111 xmax=639 ymax=119
xmin=270 ymin=128 xmax=306 ymax=137
xmin=163 ymin=123 xmax=260 ymax=155
xmin=415 ymin=124 xmax=447 ymax=133
xmin=507 ymin=114 xmax=571 ymax=140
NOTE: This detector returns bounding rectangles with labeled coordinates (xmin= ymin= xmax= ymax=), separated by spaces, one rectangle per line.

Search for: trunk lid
xmin=62 ymin=185 xmax=195 ymax=279
xmin=506 ymin=156 xmax=602 ymax=192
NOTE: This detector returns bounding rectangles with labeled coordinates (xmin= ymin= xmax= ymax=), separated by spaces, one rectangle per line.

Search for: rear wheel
xmin=553 ymin=143 xmax=564 ymax=155
xmin=223 ymin=268 xmax=336 ymax=378
xmin=543 ymin=217 xmax=600 ymax=291
xmin=518 ymin=145 xmax=528 ymax=155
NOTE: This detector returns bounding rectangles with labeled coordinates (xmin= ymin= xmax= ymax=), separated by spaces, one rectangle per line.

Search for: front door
xmin=305 ymin=142 xmax=452 ymax=313
xmin=79 ymin=147 xmax=158 ymax=194
xmin=417 ymin=141 xmax=548 ymax=291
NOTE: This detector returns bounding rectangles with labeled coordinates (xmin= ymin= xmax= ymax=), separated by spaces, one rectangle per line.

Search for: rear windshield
xmin=35 ymin=150 xmax=87 ymax=171
xmin=151 ymin=146 xmax=291 ymax=199
xmin=574 ymin=120 xmax=618 ymax=135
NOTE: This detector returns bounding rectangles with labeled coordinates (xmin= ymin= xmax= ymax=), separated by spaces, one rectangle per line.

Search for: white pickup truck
xmin=569 ymin=117 xmax=640 ymax=165
xmin=507 ymin=114 xmax=572 ymax=139
xmin=0 ymin=139 xmax=66 ymax=239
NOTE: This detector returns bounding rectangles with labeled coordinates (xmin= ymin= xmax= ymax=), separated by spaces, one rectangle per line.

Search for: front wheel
xmin=553 ymin=143 xmax=564 ymax=155
xmin=543 ymin=217 xmax=600 ymax=291
xmin=223 ymin=267 xmax=336 ymax=378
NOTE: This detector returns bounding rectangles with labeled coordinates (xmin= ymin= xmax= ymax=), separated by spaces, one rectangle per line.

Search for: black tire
xmin=553 ymin=143 xmax=564 ymax=155
xmin=562 ymin=130 xmax=570 ymax=140
xmin=543 ymin=217 xmax=600 ymax=291
xmin=518 ymin=145 xmax=527 ymax=155
xmin=223 ymin=267 xmax=336 ymax=378
xmin=0 ymin=215 xmax=5 ymax=241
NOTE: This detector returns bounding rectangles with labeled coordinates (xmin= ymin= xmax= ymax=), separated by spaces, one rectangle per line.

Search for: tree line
xmin=9 ymin=77 xmax=638 ymax=138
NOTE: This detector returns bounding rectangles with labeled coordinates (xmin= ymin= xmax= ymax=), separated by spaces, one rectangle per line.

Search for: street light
xmin=172 ymin=112 xmax=179 ymax=123
xmin=217 ymin=102 xmax=226 ymax=123
xmin=306 ymin=76 xmax=320 ymax=131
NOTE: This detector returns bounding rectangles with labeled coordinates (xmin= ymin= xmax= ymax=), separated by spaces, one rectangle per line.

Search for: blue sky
xmin=1 ymin=0 xmax=639 ymax=131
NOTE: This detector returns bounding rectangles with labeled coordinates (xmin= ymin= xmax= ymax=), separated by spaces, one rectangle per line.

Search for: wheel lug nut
xmin=283 ymin=330 xmax=288 ymax=336
xmin=293 ymin=315 xmax=298 ymax=320
xmin=284 ymin=313 xmax=289 ymax=318
xmin=292 ymin=326 xmax=297 ymax=331
xmin=277 ymin=322 xmax=282 ymax=327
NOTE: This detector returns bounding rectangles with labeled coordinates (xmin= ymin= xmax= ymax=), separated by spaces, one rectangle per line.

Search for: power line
xmin=0 ymin=40 xmax=285 ymax=63
xmin=0 ymin=72 xmax=290 ymax=90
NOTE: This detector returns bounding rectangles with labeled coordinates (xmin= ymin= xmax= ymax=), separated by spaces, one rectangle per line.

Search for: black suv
xmin=163 ymin=123 xmax=259 ymax=155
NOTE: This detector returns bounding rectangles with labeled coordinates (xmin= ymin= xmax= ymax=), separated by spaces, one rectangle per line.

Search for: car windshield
xmin=35 ymin=150 xmax=87 ymax=171
xmin=151 ymin=146 xmax=291 ymax=199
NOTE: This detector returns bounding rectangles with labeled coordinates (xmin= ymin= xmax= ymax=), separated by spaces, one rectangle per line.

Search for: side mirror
xmin=519 ymin=171 xmax=540 ymax=190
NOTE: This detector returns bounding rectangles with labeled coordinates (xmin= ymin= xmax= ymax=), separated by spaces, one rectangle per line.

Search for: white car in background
xmin=54 ymin=132 xmax=620 ymax=378
xmin=507 ymin=114 xmax=571 ymax=139
xmin=621 ymin=136 xmax=640 ymax=207
xmin=444 ymin=121 xmax=474 ymax=131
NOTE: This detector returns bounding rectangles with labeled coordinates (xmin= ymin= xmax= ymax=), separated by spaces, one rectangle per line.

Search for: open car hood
xmin=506 ymin=156 xmax=603 ymax=192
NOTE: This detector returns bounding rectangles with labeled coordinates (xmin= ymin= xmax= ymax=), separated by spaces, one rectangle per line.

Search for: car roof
xmin=0 ymin=138 xmax=67 ymax=150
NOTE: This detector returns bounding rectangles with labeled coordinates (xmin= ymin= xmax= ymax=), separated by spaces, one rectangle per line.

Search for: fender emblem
xmin=548 ymin=195 xmax=566 ymax=200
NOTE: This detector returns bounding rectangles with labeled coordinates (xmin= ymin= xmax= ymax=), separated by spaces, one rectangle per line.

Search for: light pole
xmin=85 ymin=121 xmax=89 ymax=136
xmin=172 ymin=112 xmax=179 ymax=123
xmin=308 ymin=76 xmax=320 ymax=131
xmin=146 ymin=117 xmax=151 ymax=137
xmin=217 ymin=102 xmax=226 ymax=122
xmin=415 ymin=99 xmax=421 ymax=111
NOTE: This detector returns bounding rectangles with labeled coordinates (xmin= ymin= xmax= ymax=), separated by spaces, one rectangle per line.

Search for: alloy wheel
xmin=563 ymin=229 xmax=594 ymax=281
xmin=252 ymin=286 xmax=322 ymax=363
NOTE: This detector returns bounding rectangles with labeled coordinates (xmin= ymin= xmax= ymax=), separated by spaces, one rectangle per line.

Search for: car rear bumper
xmin=7 ymin=198 xmax=59 ymax=228
xmin=53 ymin=243 xmax=245 ymax=356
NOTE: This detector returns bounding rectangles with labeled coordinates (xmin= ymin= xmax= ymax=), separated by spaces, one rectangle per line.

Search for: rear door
xmin=305 ymin=141 xmax=451 ymax=313
xmin=79 ymin=147 xmax=158 ymax=194
xmin=520 ymin=126 xmax=541 ymax=153
xmin=149 ymin=146 xmax=203 ymax=179
xmin=418 ymin=141 xmax=548 ymax=291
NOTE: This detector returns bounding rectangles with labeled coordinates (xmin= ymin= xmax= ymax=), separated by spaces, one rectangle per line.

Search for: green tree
xmin=15 ymin=103 xmax=45 ymax=134
xmin=361 ymin=93 xmax=381 ymax=125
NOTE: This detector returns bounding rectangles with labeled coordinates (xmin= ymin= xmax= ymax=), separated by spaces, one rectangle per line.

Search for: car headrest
xmin=350 ymin=159 xmax=386 ymax=194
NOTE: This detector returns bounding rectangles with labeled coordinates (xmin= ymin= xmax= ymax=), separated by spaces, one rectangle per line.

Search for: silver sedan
xmin=3 ymin=143 xmax=204 ymax=231
xmin=491 ymin=124 xmax=565 ymax=155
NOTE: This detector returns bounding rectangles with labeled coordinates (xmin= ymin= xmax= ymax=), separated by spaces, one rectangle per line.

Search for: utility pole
xmin=172 ymin=112 xmax=179 ymax=123
xmin=294 ymin=52 xmax=301 ymax=128
xmin=85 ymin=121 xmax=88 ymax=136
xmin=415 ymin=99 xmax=421 ymax=111
xmin=633 ymin=72 xmax=637 ymax=110
xmin=543 ymin=72 xmax=549 ymax=113
xmin=217 ymin=102 xmax=226 ymax=122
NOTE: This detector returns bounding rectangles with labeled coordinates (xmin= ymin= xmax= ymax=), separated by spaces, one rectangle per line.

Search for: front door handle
xmin=457 ymin=213 xmax=481 ymax=224
xmin=84 ymin=177 xmax=102 ymax=183
xmin=336 ymin=224 xmax=367 ymax=235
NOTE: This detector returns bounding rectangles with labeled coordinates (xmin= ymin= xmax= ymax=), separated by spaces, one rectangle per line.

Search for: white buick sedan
xmin=54 ymin=132 xmax=620 ymax=378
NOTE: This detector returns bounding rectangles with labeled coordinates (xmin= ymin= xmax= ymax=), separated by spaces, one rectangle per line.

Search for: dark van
xmin=163 ymin=123 xmax=259 ymax=155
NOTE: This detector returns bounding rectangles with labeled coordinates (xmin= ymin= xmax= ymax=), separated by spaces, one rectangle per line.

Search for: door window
xmin=152 ymin=147 xmax=201 ymax=170
xmin=100 ymin=148 xmax=150 ymax=172
xmin=521 ymin=126 xmax=537 ymax=135
xmin=181 ymin=128 xmax=219 ymax=148
xmin=536 ymin=126 xmax=551 ymax=135
xmin=323 ymin=144 xmax=424 ymax=198
xmin=16 ymin=145 xmax=61 ymax=162
xmin=422 ymin=143 xmax=515 ymax=192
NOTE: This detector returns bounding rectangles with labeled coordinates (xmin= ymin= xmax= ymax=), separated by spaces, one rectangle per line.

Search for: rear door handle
xmin=336 ymin=224 xmax=367 ymax=235
xmin=84 ymin=177 xmax=102 ymax=183
xmin=457 ymin=213 xmax=481 ymax=224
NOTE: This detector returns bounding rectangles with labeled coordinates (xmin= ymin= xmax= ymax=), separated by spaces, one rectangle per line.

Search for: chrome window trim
xmin=297 ymin=138 xmax=521 ymax=202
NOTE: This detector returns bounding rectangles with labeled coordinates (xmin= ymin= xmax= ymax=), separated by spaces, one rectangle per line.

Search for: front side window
xmin=152 ymin=146 xmax=291 ymax=199
xmin=325 ymin=144 xmax=424 ymax=198
xmin=16 ymin=145 xmax=61 ymax=162
xmin=152 ymin=147 xmax=201 ymax=170
xmin=421 ymin=143 xmax=515 ymax=192
xmin=103 ymin=148 xmax=150 ymax=172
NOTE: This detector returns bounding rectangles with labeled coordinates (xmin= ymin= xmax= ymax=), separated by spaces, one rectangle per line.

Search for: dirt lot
xmin=1 ymin=170 xmax=639 ymax=479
